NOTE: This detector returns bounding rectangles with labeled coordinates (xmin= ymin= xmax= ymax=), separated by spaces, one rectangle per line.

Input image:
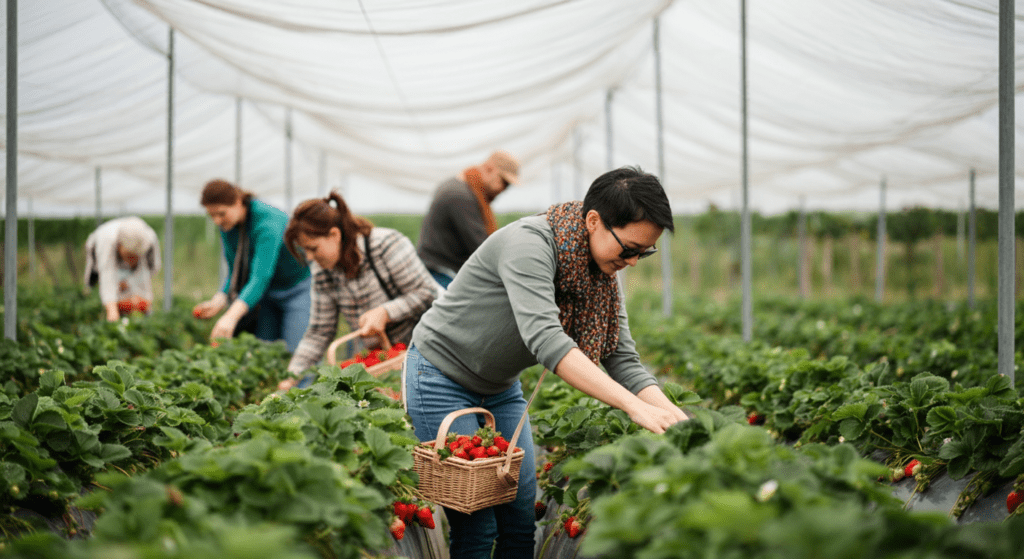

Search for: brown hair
xmin=200 ymin=179 xmax=255 ymax=207
xmin=285 ymin=190 xmax=373 ymax=279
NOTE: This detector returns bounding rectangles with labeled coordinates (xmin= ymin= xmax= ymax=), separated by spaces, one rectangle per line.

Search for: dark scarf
xmin=546 ymin=201 xmax=620 ymax=363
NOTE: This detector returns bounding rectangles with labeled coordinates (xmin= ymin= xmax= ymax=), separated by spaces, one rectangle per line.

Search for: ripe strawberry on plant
xmin=1007 ymin=490 xmax=1023 ymax=514
xmin=390 ymin=516 xmax=406 ymax=540
xmin=415 ymin=504 xmax=436 ymax=529
xmin=564 ymin=516 xmax=582 ymax=538
xmin=543 ymin=462 xmax=554 ymax=472
xmin=747 ymin=412 xmax=765 ymax=426
xmin=535 ymin=500 xmax=548 ymax=521
xmin=904 ymin=459 xmax=921 ymax=477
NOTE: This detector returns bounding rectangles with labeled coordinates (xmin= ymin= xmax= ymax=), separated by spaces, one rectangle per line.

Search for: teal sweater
xmin=411 ymin=214 xmax=657 ymax=396
xmin=220 ymin=199 xmax=310 ymax=308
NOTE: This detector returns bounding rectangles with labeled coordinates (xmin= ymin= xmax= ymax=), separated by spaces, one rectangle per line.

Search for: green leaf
xmin=12 ymin=393 xmax=38 ymax=427
xmin=998 ymin=437 xmax=1024 ymax=477
xmin=831 ymin=402 xmax=867 ymax=422
xmin=37 ymin=370 xmax=65 ymax=397
xmin=925 ymin=406 xmax=958 ymax=433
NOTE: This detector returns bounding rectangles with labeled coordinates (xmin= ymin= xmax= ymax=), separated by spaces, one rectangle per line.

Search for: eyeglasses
xmin=603 ymin=220 xmax=657 ymax=260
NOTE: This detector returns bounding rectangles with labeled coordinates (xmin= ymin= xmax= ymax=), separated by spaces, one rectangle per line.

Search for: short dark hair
xmin=581 ymin=166 xmax=674 ymax=232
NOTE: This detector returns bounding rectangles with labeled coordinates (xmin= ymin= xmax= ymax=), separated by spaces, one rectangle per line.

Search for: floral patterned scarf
xmin=546 ymin=200 xmax=620 ymax=363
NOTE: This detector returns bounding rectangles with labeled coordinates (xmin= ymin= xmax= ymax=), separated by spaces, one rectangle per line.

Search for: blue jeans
xmin=429 ymin=269 xmax=453 ymax=289
xmin=404 ymin=344 xmax=537 ymax=559
xmin=254 ymin=275 xmax=311 ymax=353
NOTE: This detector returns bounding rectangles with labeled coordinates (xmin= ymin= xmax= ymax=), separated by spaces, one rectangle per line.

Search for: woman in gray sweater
xmin=404 ymin=166 xmax=688 ymax=559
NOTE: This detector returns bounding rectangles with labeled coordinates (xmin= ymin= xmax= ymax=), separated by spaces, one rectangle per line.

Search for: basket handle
xmin=431 ymin=407 xmax=496 ymax=451
xmin=497 ymin=368 xmax=549 ymax=480
xmin=326 ymin=330 xmax=393 ymax=366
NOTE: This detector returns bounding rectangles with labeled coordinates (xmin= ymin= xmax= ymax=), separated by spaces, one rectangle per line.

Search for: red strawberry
xmin=469 ymin=446 xmax=489 ymax=460
xmin=747 ymin=412 xmax=765 ymax=426
xmin=415 ymin=505 xmax=436 ymax=529
xmin=1008 ymin=490 xmax=1023 ymax=514
xmin=535 ymin=500 xmax=547 ymax=521
xmin=390 ymin=517 xmax=405 ymax=540
xmin=456 ymin=435 xmax=470 ymax=445
xmin=117 ymin=300 xmax=132 ymax=314
xmin=192 ymin=308 xmax=202 ymax=318
xmin=471 ymin=435 xmax=483 ymax=446
xmin=904 ymin=459 xmax=921 ymax=477
xmin=136 ymin=300 xmax=150 ymax=313
xmin=564 ymin=516 xmax=582 ymax=538
xmin=392 ymin=342 xmax=407 ymax=352
xmin=453 ymin=448 xmax=470 ymax=460
xmin=494 ymin=436 xmax=509 ymax=452
xmin=543 ymin=462 xmax=554 ymax=472
xmin=486 ymin=445 xmax=500 ymax=457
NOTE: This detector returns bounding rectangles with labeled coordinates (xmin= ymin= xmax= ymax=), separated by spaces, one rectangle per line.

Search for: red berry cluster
xmin=390 ymin=499 xmax=435 ymax=540
xmin=431 ymin=425 xmax=517 ymax=462
xmin=563 ymin=515 xmax=583 ymax=538
xmin=117 ymin=299 xmax=150 ymax=314
xmin=340 ymin=342 xmax=407 ymax=369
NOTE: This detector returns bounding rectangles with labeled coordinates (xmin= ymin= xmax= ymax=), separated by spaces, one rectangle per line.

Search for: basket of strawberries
xmin=413 ymin=407 xmax=526 ymax=514
xmin=327 ymin=331 xmax=407 ymax=378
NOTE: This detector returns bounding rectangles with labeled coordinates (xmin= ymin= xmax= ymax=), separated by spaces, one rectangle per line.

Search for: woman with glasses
xmin=403 ymin=166 xmax=688 ymax=559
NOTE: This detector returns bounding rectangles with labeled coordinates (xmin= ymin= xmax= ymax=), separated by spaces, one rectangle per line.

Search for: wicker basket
xmin=327 ymin=331 xmax=406 ymax=377
xmin=413 ymin=407 xmax=526 ymax=514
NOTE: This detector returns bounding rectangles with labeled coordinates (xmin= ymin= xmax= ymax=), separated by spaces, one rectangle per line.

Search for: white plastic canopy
xmin=3 ymin=0 xmax=1022 ymax=217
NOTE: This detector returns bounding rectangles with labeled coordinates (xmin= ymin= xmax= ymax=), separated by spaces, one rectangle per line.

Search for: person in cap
xmin=83 ymin=216 xmax=161 ymax=321
xmin=416 ymin=150 xmax=519 ymax=288
xmin=404 ymin=166 xmax=689 ymax=558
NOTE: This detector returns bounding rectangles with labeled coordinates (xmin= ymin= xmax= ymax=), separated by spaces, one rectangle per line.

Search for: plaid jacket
xmin=287 ymin=227 xmax=437 ymax=373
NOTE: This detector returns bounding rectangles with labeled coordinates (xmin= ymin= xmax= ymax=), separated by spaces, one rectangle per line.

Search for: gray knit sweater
xmin=411 ymin=214 xmax=658 ymax=396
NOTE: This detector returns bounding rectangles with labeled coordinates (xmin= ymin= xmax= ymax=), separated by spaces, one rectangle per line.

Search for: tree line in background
xmin=0 ymin=207 xmax=1014 ymax=303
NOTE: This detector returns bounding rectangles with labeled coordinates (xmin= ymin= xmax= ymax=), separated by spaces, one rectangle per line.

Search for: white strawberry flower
xmin=756 ymin=480 xmax=779 ymax=502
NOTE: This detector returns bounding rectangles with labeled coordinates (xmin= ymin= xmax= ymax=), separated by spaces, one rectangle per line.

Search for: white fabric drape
xmin=2 ymin=0 xmax=1022 ymax=215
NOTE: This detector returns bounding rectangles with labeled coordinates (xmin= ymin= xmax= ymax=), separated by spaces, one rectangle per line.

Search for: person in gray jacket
xmin=415 ymin=150 xmax=519 ymax=287
xmin=403 ymin=166 xmax=688 ymax=559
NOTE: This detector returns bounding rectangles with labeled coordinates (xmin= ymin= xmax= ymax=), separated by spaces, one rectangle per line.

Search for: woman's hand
xmin=555 ymin=348 xmax=689 ymax=435
xmin=193 ymin=292 xmax=227 ymax=319
xmin=356 ymin=306 xmax=390 ymax=337
xmin=624 ymin=401 xmax=685 ymax=434
xmin=209 ymin=298 xmax=248 ymax=345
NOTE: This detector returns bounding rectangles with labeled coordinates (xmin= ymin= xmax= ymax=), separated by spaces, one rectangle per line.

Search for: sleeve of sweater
xmin=287 ymin=267 xmax=338 ymax=374
xmin=600 ymin=299 xmax=660 ymax=395
xmin=374 ymin=229 xmax=437 ymax=322
xmin=238 ymin=209 xmax=285 ymax=308
xmin=496 ymin=224 xmax=578 ymax=373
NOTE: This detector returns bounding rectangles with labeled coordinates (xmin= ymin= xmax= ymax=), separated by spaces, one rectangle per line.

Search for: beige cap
xmin=116 ymin=218 xmax=150 ymax=255
xmin=486 ymin=150 xmax=520 ymax=185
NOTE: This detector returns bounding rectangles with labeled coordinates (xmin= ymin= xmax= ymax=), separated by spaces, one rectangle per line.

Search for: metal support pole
xmin=998 ymin=0 xmax=1015 ymax=383
xmin=5 ymin=0 xmax=18 ymax=340
xmin=605 ymin=89 xmax=615 ymax=171
xmin=968 ymin=169 xmax=976 ymax=309
xmin=572 ymin=127 xmax=583 ymax=200
xmin=798 ymin=196 xmax=808 ymax=299
xmin=318 ymin=151 xmax=327 ymax=198
xmin=235 ymin=97 xmax=243 ymax=185
xmin=163 ymin=28 xmax=175 ymax=312
xmin=739 ymin=0 xmax=751 ymax=340
xmin=654 ymin=17 xmax=673 ymax=318
xmin=285 ymin=107 xmax=294 ymax=211
xmin=27 ymin=198 xmax=34 ymax=280
xmin=875 ymin=177 xmax=887 ymax=302
xmin=95 ymin=166 xmax=102 ymax=228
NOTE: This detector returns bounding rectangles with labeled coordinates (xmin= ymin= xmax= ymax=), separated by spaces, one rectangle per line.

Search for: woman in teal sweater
xmin=193 ymin=179 xmax=311 ymax=352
